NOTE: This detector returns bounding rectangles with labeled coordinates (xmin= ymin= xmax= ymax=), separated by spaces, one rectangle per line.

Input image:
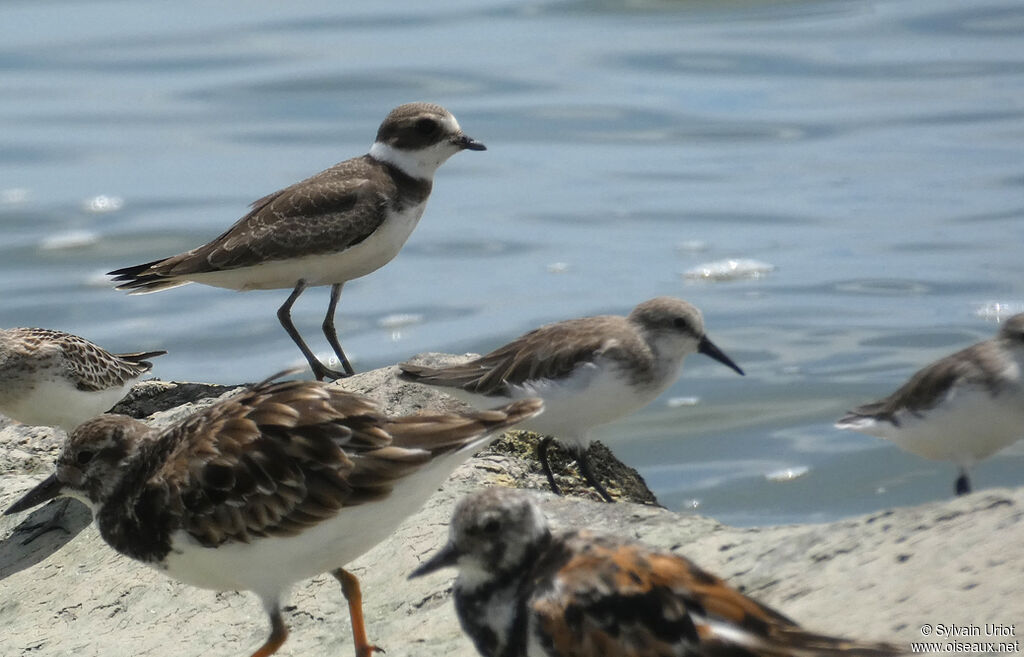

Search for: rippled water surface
xmin=2 ymin=0 xmax=1023 ymax=525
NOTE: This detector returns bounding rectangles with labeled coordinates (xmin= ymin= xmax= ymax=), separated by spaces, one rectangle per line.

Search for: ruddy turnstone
xmin=0 ymin=327 xmax=165 ymax=432
xmin=836 ymin=313 xmax=1024 ymax=496
xmin=109 ymin=102 xmax=485 ymax=381
xmin=4 ymin=373 xmax=542 ymax=657
xmin=399 ymin=297 xmax=744 ymax=502
xmin=411 ymin=487 xmax=902 ymax=657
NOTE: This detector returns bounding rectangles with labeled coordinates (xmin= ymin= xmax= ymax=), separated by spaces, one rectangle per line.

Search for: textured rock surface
xmin=1 ymin=358 xmax=1022 ymax=657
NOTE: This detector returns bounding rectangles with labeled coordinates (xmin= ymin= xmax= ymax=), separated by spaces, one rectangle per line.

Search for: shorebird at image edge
xmin=836 ymin=312 xmax=1024 ymax=496
xmin=109 ymin=102 xmax=485 ymax=381
xmin=4 ymin=372 xmax=542 ymax=657
xmin=0 ymin=327 xmax=165 ymax=432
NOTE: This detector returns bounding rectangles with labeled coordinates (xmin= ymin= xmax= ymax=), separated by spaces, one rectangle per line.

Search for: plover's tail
xmin=109 ymin=260 xmax=190 ymax=294
xmin=385 ymin=398 xmax=543 ymax=456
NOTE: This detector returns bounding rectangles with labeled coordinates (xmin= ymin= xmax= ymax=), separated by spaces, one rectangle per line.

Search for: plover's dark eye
xmin=672 ymin=317 xmax=689 ymax=330
xmin=415 ymin=118 xmax=438 ymax=135
xmin=76 ymin=450 xmax=94 ymax=466
xmin=481 ymin=518 xmax=501 ymax=535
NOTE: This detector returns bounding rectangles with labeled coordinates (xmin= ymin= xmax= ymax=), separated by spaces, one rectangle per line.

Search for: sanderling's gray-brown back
xmin=400 ymin=297 xmax=744 ymax=502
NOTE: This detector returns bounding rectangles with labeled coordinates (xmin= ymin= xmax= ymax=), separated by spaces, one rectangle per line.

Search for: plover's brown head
xmin=369 ymin=102 xmax=485 ymax=179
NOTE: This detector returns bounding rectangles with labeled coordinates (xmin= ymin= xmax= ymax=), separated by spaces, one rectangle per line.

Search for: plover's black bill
xmin=454 ymin=134 xmax=486 ymax=151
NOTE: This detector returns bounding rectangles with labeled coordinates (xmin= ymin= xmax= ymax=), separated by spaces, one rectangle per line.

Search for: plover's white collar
xmin=109 ymin=102 xmax=484 ymax=382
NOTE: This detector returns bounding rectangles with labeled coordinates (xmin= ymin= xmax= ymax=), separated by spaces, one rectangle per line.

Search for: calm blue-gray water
xmin=2 ymin=0 xmax=1023 ymax=526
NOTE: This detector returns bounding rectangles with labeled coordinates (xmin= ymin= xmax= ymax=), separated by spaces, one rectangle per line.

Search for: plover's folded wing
xmin=162 ymin=177 xmax=388 ymax=277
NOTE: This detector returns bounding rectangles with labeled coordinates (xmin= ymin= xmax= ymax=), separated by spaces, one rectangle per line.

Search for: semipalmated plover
xmin=836 ymin=313 xmax=1024 ymax=496
xmin=0 ymin=327 xmax=165 ymax=432
xmin=411 ymin=488 xmax=901 ymax=657
xmin=399 ymin=297 xmax=744 ymax=502
xmin=109 ymin=102 xmax=485 ymax=381
xmin=5 ymin=374 xmax=541 ymax=657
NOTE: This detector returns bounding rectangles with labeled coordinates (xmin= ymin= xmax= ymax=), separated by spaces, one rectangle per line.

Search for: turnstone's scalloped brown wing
xmin=399 ymin=316 xmax=652 ymax=396
xmin=532 ymin=532 xmax=901 ymax=657
xmin=155 ymin=379 xmax=392 ymax=547
xmin=152 ymin=379 xmax=541 ymax=548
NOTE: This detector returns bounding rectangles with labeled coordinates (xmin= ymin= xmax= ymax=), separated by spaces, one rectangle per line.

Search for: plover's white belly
xmin=445 ymin=358 xmax=675 ymax=450
xmin=848 ymin=385 xmax=1024 ymax=464
xmin=0 ymin=374 xmax=132 ymax=432
xmin=159 ymin=445 xmax=477 ymax=601
xmin=183 ymin=202 xmax=427 ymax=291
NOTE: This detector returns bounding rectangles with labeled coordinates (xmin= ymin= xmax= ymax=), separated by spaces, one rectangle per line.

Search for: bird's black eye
xmin=415 ymin=118 xmax=438 ymax=135
xmin=481 ymin=518 xmax=501 ymax=535
xmin=673 ymin=317 xmax=688 ymax=330
xmin=76 ymin=450 xmax=94 ymax=466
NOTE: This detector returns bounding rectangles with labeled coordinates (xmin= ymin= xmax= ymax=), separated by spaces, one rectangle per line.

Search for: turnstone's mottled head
xmin=411 ymin=487 xmax=549 ymax=588
xmin=7 ymin=414 xmax=150 ymax=514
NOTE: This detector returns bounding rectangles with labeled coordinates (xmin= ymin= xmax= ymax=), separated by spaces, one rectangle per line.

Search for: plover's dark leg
xmin=277 ymin=280 xmax=346 ymax=381
xmin=333 ymin=568 xmax=382 ymax=657
xmin=322 ymin=283 xmax=355 ymax=377
xmin=574 ymin=446 xmax=615 ymax=503
xmin=251 ymin=603 xmax=289 ymax=657
xmin=537 ymin=435 xmax=563 ymax=496
xmin=955 ymin=468 xmax=971 ymax=496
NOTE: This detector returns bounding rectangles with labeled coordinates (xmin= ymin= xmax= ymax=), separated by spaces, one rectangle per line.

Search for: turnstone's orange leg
xmin=250 ymin=606 xmax=288 ymax=657
xmin=333 ymin=568 xmax=384 ymax=657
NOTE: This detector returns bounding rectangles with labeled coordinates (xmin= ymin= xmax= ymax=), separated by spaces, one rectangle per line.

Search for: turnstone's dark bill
xmin=399 ymin=297 xmax=744 ymax=502
xmin=411 ymin=487 xmax=902 ymax=657
xmin=0 ymin=327 xmax=165 ymax=432
xmin=836 ymin=313 xmax=1024 ymax=496
xmin=4 ymin=374 xmax=541 ymax=657
xmin=109 ymin=102 xmax=485 ymax=382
